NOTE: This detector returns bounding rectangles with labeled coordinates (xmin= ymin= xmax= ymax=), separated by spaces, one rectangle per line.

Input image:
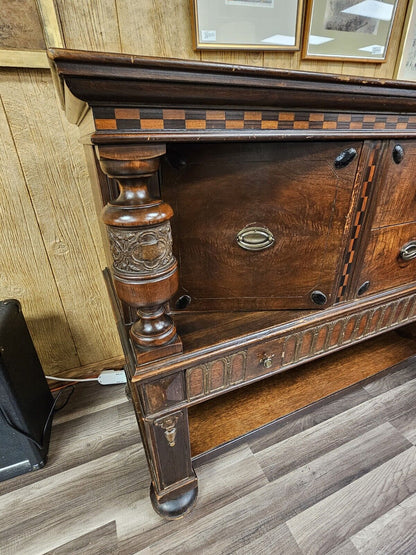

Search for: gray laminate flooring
xmin=1 ymin=356 xmax=416 ymax=554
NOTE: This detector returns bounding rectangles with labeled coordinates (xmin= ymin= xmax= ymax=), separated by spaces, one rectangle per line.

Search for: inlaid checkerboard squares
xmin=94 ymin=107 xmax=416 ymax=133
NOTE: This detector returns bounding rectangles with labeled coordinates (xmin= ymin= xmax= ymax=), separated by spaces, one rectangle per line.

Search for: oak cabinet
xmin=50 ymin=49 xmax=416 ymax=519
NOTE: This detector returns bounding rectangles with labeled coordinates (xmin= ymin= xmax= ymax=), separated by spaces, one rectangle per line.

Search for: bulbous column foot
xmin=150 ymin=483 xmax=198 ymax=520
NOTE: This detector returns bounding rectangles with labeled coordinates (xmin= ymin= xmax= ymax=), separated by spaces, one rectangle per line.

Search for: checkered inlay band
xmin=336 ymin=144 xmax=382 ymax=303
xmin=93 ymin=107 xmax=416 ymax=133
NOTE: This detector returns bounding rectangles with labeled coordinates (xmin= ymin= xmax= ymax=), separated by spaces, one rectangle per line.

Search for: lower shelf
xmin=189 ymin=329 xmax=416 ymax=457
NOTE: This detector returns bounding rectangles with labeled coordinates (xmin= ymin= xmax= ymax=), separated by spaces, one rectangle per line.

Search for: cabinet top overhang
xmin=49 ymin=48 xmax=416 ymax=142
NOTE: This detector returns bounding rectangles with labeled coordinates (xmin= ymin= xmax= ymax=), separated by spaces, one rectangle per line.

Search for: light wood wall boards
xmin=0 ymin=0 xmax=411 ymax=377
xmin=0 ymin=69 xmax=121 ymax=375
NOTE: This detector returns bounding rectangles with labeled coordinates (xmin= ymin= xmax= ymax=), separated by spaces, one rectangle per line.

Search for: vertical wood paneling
xmin=55 ymin=0 xmax=121 ymax=51
xmin=116 ymin=0 xmax=199 ymax=59
xmin=201 ymin=50 xmax=264 ymax=67
xmin=0 ymin=86 xmax=79 ymax=373
xmin=0 ymin=69 xmax=121 ymax=369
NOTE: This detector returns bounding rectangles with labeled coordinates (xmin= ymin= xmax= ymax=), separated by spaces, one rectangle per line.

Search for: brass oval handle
xmin=236 ymin=225 xmax=275 ymax=252
xmin=399 ymin=241 xmax=416 ymax=261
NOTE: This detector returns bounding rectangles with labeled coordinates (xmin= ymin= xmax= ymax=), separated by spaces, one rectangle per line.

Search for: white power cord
xmin=46 ymin=369 xmax=127 ymax=385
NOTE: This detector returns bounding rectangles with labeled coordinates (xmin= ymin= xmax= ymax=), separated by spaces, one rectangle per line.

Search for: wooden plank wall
xmin=0 ymin=0 xmax=410 ymax=377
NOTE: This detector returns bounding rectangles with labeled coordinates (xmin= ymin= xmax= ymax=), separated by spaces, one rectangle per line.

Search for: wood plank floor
xmin=1 ymin=356 xmax=416 ymax=554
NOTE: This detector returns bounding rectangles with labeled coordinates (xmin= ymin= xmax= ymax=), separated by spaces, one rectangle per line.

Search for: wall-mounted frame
xmin=303 ymin=0 xmax=399 ymax=62
xmin=394 ymin=0 xmax=416 ymax=80
xmin=0 ymin=0 xmax=63 ymax=68
xmin=191 ymin=0 xmax=304 ymax=50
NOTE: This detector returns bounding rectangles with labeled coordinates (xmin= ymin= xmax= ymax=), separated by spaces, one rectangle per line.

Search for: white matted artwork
xmin=191 ymin=0 xmax=303 ymax=50
xmin=225 ymin=0 xmax=274 ymax=7
xmin=303 ymin=0 xmax=399 ymax=62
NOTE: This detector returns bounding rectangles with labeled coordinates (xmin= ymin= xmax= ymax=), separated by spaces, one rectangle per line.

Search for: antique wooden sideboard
xmin=50 ymin=49 xmax=416 ymax=518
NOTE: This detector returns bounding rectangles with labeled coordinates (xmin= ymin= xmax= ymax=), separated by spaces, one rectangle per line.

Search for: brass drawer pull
xmin=236 ymin=225 xmax=275 ymax=252
xmin=399 ymin=241 xmax=416 ymax=261
xmin=260 ymin=354 xmax=275 ymax=368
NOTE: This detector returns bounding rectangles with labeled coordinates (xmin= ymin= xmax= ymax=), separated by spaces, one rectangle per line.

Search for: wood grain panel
xmin=116 ymin=0 xmax=199 ymax=60
xmin=350 ymin=491 xmax=416 ymax=554
xmin=55 ymin=0 xmax=121 ymax=52
xmin=44 ymin=521 xmax=118 ymax=555
xmin=257 ymin=423 xmax=411 ymax=513
xmin=358 ymin=223 xmax=416 ymax=295
xmin=0 ymin=89 xmax=79 ymax=373
xmin=372 ymin=140 xmax=416 ymax=228
xmin=0 ymin=69 xmax=121 ymax=368
xmin=201 ymin=50 xmax=264 ymax=67
xmin=287 ymin=446 xmax=416 ymax=554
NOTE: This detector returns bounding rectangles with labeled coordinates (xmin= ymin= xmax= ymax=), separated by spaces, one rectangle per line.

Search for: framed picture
xmin=0 ymin=0 xmax=63 ymax=68
xmin=303 ymin=0 xmax=399 ymax=62
xmin=191 ymin=0 xmax=304 ymax=50
xmin=394 ymin=0 xmax=416 ymax=80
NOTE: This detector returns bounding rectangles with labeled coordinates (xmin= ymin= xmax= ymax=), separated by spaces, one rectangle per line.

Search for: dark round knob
xmin=393 ymin=144 xmax=404 ymax=164
xmin=310 ymin=290 xmax=328 ymax=306
xmin=358 ymin=281 xmax=370 ymax=296
xmin=175 ymin=295 xmax=191 ymax=310
xmin=334 ymin=148 xmax=357 ymax=169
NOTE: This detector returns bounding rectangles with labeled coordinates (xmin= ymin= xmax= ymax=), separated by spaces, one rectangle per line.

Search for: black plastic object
xmin=0 ymin=299 xmax=54 ymax=481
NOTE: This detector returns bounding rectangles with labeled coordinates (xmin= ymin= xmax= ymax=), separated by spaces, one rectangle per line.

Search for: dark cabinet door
xmin=372 ymin=141 xmax=416 ymax=228
xmin=162 ymin=141 xmax=361 ymax=311
xmin=358 ymin=223 xmax=416 ymax=295
xmin=357 ymin=140 xmax=416 ymax=297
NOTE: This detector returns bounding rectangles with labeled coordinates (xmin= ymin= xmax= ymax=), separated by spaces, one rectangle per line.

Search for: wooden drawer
xmin=358 ymin=222 xmax=416 ymax=296
xmin=373 ymin=140 xmax=416 ymax=228
xmin=162 ymin=141 xmax=361 ymax=311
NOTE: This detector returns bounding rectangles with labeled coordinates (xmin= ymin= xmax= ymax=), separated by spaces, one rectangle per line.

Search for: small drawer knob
xmin=261 ymin=354 xmax=275 ymax=368
xmin=310 ymin=290 xmax=328 ymax=306
xmin=334 ymin=148 xmax=357 ymax=169
xmin=358 ymin=281 xmax=370 ymax=296
xmin=393 ymin=144 xmax=404 ymax=164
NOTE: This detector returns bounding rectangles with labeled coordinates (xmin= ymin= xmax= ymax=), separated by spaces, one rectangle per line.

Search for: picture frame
xmin=302 ymin=0 xmax=399 ymax=62
xmin=190 ymin=0 xmax=305 ymax=50
xmin=394 ymin=0 xmax=416 ymax=80
xmin=0 ymin=0 xmax=63 ymax=68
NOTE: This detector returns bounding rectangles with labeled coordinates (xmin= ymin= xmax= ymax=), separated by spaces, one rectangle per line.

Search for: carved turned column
xmin=97 ymin=144 xmax=182 ymax=363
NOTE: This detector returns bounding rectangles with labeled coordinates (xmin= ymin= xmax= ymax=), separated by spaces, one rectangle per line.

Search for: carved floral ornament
xmin=107 ymin=222 xmax=174 ymax=275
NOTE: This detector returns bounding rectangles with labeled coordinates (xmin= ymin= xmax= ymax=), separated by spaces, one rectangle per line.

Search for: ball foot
xmin=150 ymin=483 xmax=198 ymax=519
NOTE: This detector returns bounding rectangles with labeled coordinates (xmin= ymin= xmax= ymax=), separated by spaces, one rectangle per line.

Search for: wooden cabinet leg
xmin=140 ymin=408 xmax=198 ymax=519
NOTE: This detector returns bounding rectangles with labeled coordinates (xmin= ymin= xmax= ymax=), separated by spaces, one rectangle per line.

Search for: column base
xmin=150 ymin=483 xmax=198 ymax=519
xmin=134 ymin=333 xmax=182 ymax=364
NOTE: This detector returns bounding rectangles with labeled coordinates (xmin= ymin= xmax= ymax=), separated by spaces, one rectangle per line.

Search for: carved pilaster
xmin=97 ymin=144 xmax=182 ymax=363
